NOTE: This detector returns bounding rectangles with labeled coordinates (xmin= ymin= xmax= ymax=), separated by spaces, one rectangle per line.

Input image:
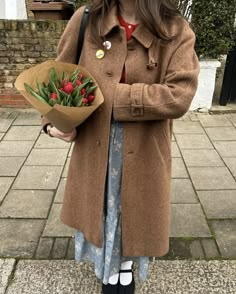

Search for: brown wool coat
xmin=43 ymin=5 xmax=199 ymax=257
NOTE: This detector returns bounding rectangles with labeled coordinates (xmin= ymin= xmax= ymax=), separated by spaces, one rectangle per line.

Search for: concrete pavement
xmin=1 ymin=259 xmax=236 ymax=293
xmin=0 ymin=108 xmax=236 ymax=293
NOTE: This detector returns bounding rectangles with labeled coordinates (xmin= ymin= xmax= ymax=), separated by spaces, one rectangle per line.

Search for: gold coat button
xmin=96 ymin=50 xmax=105 ymax=59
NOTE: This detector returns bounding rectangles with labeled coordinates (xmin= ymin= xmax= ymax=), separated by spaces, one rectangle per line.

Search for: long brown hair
xmin=87 ymin=0 xmax=182 ymax=45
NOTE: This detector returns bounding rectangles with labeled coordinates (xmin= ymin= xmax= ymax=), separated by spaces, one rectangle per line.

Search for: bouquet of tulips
xmin=25 ymin=67 xmax=96 ymax=107
xmin=15 ymin=60 xmax=104 ymax=132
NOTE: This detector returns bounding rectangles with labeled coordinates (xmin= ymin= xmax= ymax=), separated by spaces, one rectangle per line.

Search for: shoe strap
xmin=119 ymin=269 xmax=132 ymax=273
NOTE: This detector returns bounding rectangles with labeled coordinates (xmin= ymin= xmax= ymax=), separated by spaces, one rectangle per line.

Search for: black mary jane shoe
xmin=118 ymin=269 xmax=135 ymax=294
xmin=102 ymin=282 xmax=119 ymax=294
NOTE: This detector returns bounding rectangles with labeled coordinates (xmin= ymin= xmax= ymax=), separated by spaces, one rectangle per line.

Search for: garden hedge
xmin=190 ymin=0 xmax=235 ymax=59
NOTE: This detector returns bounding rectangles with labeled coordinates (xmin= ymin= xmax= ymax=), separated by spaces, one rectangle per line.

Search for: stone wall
xmin=25 ymin=0 xmax=34 ymax=19
xmin=0 ymin=20 xmax=67 ymax=107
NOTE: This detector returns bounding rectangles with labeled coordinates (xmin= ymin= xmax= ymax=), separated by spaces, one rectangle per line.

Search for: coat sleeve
xmin=41 ymin=6 xmax=85 ymax=132
xmin=113 ymin=24 xmax=200 ymax=121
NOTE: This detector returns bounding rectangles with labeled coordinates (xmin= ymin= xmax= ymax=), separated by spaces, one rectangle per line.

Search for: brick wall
xmin=0 ymin=20 xmax=67 ymax=107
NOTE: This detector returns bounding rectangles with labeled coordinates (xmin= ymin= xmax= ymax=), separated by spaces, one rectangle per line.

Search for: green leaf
xmin=82 ymin=77 xmax=93 ymax=83
xmin=86 ymin=85 xmax=97 ymax=96
xmin=75 ymin=80 xmax=92 ymax=94
xmin=50 ymin=80 xmax=61 ymax=103
xmin=36 ymin=80 xmax=49 ymax=101
xmin=48 ymin=99 xmax=55 ymax=107
xmin=24 ymin=83 xmax=48 ymax=105
xmin=65 ymin=94 xmax=72 ymax=106
xmin=49 ymin=67 xmax=58 ymax=83
xmin=74 ymin=95 xmax=83 ymax=107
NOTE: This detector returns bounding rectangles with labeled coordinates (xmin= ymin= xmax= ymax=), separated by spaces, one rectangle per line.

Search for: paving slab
xmin=54 ymin=178 xmax=66 ymax=203
xmin=12 ymin=112 xmax=41 ymax=126
xmin=173 ymin=121 xmax=205 ymax=134
xmin=170 ymin=204 xmax=211 ymax=237
xmin=3 ymin=126 xmax=41 ymax=141
xmin=25 ymin=149 xmax=68 ymax=166
xmin=189 ymin=113 xmax=199 ymax=121
xmin=0 ymin=141 xmax=34 ymax=156
xmin=175 ymin=134 xmax=214 ymax=149
xmin=62 ymin=158 xmax=70 ymax=177
xmin=189 ymin=240 xmax=204 ymax=258
xmin=0 ymin=116 xmax=16 ymax=132
xmin=171 ymin=142 xmax=181 ymax=157
xmin=181 ymin=113 xmax=192 ymax=121
xmin=168 ymin=239 xmax=191 ymax=258
xmin=227 ymin=113 xmax=236 ymax=127
xmin=0 ymin=112 xmax=18 ymax=120
xmin=0 ymin=219 xmax=44 ymax=258
xmin=171 ymin=179 xmax=198 ymax=203
xmin=0 ymin=177 xmax=14 ymax=203
xmin=0 ymin=259 xmax=15 ymax=294
xmin=204 ymin=260 xmax=236 ymax=291
xmin=138 ymin=260 xmax=236 ymax=294
xmin=6 ymin=260 xmax=101 ymax=294
xmin=213 ymin=141 xmax=236 ymax=157
xmin=0 ymin=157 xmax=25 ymax=176
xmin=205 ymin=127 xmax=236 ymax=141
xmin=0 ymin=133 xmax=4 ymax=140
xmin=223 ymin=158 xmax=236 ymax=176
xmin=51 ymin=238 xmax=69 ymax=259
xmin=201 ymin=239 xmax=219 ymax=259
xmin=181 ymin=149 xmax=225 ymax=167
xmin=12 ymin=166 xmax=63 ymax=190
xmin=43 ymin=204 xmax=75 ymax=237
xmin=5 ymin=260 xmax=236 ymax=294
xmin=67 ymin=238 xmax=75 ymax=259
xmin=211 ymin=220 xmax=236 ymax=258
xmin=171 ymin=158 xmax=189 ymax=178
xmin=197 ymin=114 xmax=233 ymax=127
xmin=35 ymin=134 xmax=71 ymax=149
xmin=35 ymin=238 xmax=54 ymax=259
xmin=188 ymin=167 xmax=236 ymax=190
xmin=198 ymin=190 xmax=236 ymax=219
xmin=0 ymin=190 xmax=53 ymax=218
xmin=68 ymin=143 xmax=74 ymax=157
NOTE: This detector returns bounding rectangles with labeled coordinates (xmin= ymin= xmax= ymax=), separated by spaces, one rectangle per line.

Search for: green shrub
xmin=190 ymin=0 xmax=236 ymax=59
xmin=74 ymin=0 xmax=88 ymax=9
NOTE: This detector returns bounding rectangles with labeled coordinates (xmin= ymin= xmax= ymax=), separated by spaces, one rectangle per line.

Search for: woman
xmin=43 ymin=0 xmax=199 ymax=293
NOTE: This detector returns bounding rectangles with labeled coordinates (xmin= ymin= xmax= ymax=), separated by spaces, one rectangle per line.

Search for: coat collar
xmin=102 ymin=3 xmax=155 ymax=49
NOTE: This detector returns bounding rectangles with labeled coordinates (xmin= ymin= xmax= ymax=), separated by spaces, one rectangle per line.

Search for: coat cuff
xmin=113 ymin=83 xmax=144 ymax=120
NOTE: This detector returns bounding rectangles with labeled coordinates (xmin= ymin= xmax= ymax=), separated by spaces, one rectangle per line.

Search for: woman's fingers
xmin=49 ymin=127 xmax=77 ymax=142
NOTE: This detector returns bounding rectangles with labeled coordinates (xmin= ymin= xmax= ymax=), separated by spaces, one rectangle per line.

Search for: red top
xmin=118 ymin=15 xmax=139 ymax=83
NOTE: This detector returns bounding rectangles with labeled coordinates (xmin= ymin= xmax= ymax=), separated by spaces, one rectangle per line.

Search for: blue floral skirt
xmin=75 ymin=119 xmax=149 ymax=285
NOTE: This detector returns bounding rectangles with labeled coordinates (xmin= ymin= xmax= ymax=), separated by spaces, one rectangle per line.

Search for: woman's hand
xmin=47 ymin=125 xmax=77 ymax=143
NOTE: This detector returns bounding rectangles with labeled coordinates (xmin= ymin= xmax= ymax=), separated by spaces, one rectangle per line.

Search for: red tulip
xmin=63 ymin=82 xmax=74 ymax=94
xmin=50 ymin=92 xmax=58 ymax=100
xmin=81 ymin=88 xmax=86 ymax=95
xmin=76 ymin=80 xmax=82 ymax=86
xmin=87 ymin=95 xmax=95 ymax=102
xmin=82 ymin=98 xmax=88 ymax=104
xmin=78 ymin=73 xmax=83 ymax=80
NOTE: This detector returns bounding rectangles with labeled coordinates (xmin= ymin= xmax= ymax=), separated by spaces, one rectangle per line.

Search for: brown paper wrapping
xmin=15 ymin=60 xmax=104 ymax=132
